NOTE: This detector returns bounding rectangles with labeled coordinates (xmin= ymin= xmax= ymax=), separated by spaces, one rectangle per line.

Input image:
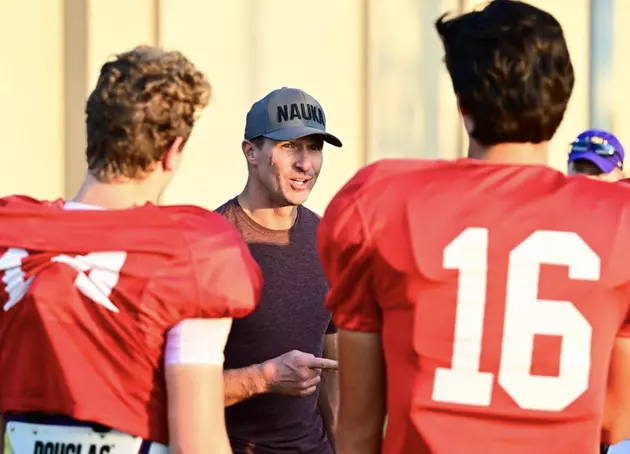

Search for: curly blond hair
xmin=85 ymin=45 xmax=212 ymax=181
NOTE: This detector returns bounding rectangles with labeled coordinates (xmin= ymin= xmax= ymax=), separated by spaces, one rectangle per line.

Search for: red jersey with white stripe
xmin=0 ymin=196 xmax=263 ymax=444
xmin=319 ymin=159 xmax=630 ymax=454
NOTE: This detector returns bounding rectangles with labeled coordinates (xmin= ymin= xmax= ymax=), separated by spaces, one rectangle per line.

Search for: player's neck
xmin=70 ymin=174 xmax=160 ymax=209
xmin=468 ymin=139 xmax=550 ymax=166
xmin=238 ymin=182 xmax=297 ymax=231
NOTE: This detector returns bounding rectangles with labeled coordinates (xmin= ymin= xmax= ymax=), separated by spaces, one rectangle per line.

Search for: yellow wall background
xmin=0 ymin=0 xmax=624 ymax=214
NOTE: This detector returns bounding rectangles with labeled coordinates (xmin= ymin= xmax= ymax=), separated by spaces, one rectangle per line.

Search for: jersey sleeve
xmin=318 ymin=173 xmax=382 ymax=332
xmin=189 ymin=217 xmax=263 ymax=320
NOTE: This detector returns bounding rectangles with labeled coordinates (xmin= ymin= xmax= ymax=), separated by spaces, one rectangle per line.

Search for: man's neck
xmin=71 ymin=174 xmax=159 ymax=209
xmin=238 ymin=184 xmax=297 ymax=231
xmin=468 ymin=139 xmax=550 ymax=166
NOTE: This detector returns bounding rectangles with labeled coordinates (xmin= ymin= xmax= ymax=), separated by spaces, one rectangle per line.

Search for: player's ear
xmin=457 ymin=101 xmax=475 ymax=135
xmin=163 ymin=137 xmax=186 ymax=172
xmin=242 ymin=140 xmax=258 ymax=167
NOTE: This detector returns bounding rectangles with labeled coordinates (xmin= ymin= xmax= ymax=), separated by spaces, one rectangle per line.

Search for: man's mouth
xmin=288 ymin=177 xmax=311 ymax=190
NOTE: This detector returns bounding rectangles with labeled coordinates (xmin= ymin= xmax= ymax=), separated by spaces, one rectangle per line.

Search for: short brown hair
xmin=85 ymin=46 xmax=212 ymax=181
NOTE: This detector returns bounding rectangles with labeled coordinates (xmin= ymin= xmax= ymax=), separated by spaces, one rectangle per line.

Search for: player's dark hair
xmin=85 ymin=46 xmax=212 ymax=181
xmin=435 ymin=0 xmax=574 ymax=146
xmin=571 ymin=159 xmax=604 ymax=176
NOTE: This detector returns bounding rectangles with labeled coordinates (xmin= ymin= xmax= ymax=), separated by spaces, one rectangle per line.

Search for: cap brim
xmin=263 ymin=127 xmax=343 ymax=147
xmin=569 ymin=152 xmax=616 ymax=173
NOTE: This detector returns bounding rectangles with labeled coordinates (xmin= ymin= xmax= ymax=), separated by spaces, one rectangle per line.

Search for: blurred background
xmin=0 ymin=0 xmax=626 ymax=214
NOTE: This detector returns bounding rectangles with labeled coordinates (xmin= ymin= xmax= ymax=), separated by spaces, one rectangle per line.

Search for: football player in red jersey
xmin=0 ymin=46 xmax=262 ymax=454
xmin=318 ymin=1 xmax=630 ymax=453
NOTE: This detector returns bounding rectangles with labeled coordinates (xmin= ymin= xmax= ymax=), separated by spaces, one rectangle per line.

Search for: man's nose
xmin=294 ymin=153 xmax=314 ymax=173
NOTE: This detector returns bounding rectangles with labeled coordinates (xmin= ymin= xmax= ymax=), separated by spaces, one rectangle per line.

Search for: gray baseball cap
xmin=244 ymin=87 xmax=342 ymax=147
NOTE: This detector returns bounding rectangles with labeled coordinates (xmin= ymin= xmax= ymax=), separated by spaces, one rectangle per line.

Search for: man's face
xmin=249 ymin=136 xmax=324 ymax=207
xmin=567 ymin=161 xmax=625 ymax=182
xmin=566 ymin=161 xmax=580 ymax=176
xmin=594 ymin=167 xmax=625 ymax=182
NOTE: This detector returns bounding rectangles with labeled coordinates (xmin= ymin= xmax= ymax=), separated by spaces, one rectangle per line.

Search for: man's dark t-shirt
xmin=216 ymin=198 xmax=336 ymax=454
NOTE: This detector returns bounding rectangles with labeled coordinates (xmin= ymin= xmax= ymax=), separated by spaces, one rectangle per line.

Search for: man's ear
xmin=242 ymin=140 xmax=258 ymax=166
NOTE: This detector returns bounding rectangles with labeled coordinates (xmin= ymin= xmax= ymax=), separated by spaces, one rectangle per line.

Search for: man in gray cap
xmin=216 ymin=87 xmax=341 ymax=454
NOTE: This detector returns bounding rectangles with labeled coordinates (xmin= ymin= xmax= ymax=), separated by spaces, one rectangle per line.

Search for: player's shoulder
xmin=565 ymin=176 xmax=630 ymax=236
xmin=565 ymin=177 xmax=630 ymax=286
xmin=0 ymin=195 xmax=59 ymax=208
xmin=159 ymin=204 xmax=243 ymax=249
xmin=348 ymin=158 xmax=441 ymax=189
xmin=320 ymin=159 xmax=443 ymax=247
xmin=567 ymin=174 xmax=630 ymax=208
xmin=329 ymin=158 xmax=444 ymax=208
xmin=337 ymin=158 xmax=536 ymax=199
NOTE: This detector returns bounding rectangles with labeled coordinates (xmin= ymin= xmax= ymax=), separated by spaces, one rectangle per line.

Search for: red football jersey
xmin=0 ymin=196 xmax=263 ymax=444
xmin=319 ymin=159 xmax=630 ymax=454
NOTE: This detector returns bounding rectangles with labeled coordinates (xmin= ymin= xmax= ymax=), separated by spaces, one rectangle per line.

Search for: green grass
xmin=4 ymin=433 xmax=10 ymax=454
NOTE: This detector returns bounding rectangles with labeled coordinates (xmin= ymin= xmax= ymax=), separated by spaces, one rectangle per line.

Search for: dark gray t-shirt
xmin=216 ymin=198 xmax=335 ymax=454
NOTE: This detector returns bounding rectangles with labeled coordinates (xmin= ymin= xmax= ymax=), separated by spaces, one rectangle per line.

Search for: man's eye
xmin=282 ymin=143 xmax=295 ymax=149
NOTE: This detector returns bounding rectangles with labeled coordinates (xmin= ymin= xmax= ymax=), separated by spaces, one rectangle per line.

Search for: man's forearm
xmin=224 ymin=365 xmax=269 ymax=407
xmin=318 ymin=369 xmax=339 ymax=448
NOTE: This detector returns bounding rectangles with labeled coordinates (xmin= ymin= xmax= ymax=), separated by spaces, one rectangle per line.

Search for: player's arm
xmin=165 ymin=318 xmax=233 ymax=454
xmin=185 ymin=214 xmax=266 ymax=407
xmin=318 ymin=176 xmax=385 ymax=454
xmin=337 ymin=330 xmax=385 ymax=454
xmin=166 ymin=213 xmax=264 ymax=451
xmin=318 ymin=331 xmax=339 ymax=448
xmin=603 ymin=335 xmax=630 ymax=445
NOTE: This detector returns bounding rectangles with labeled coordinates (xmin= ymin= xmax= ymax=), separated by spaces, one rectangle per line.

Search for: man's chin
xmin=282 ymin=190 xmax=311 ymax=207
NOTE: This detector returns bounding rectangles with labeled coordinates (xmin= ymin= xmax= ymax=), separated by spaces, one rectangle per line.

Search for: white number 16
xmin=431 ymin=228 xmax=600 ymax=412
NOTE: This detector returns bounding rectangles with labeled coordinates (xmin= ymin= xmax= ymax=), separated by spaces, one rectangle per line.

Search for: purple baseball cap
xmin=568 ymin=129 xmax=624 ymax=173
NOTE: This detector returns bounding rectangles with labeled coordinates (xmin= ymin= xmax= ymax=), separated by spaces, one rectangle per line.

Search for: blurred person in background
xmin=317 ymin=1 xmax=630 ymax=453
xmin=568 ymin=129 xmax=625 ymax=182
xmin=0 ymin=45 xmax=262 ymax=454
xmin=216 ymin=87 xmax=341 ymax=454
